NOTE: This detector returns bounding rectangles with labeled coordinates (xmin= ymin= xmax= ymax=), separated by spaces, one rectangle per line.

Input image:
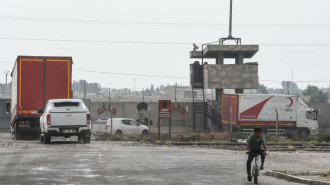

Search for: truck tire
xmin=12 ymin=123 xmax=21 ymax=140
xmin=299 ymin=128 xmax=310 ymax=138
xmin=11 ymin=127 xmax=16 ymax=140
xmin=40 ymin=134 xmax=44 ymax=143
xmin=78 ymin=135 xmax=83 ymax=143
xmin=142 ymin=130 xmax=148 ymax=138
xmin=83 ymin=136 xmax=91 ymax=143
xmin=44 ymin=134 xmax=51 ymax=144
xmin=115 ymin=130 xmax=123 ymax=137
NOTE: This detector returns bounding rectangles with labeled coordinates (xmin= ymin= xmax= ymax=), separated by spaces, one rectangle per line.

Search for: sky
xmin=0 ymin=0 xmax=329 ymax=90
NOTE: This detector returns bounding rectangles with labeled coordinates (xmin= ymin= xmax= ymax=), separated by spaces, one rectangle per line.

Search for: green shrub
xmin=317 ymin=134 xmax=330 ymax=142
xmin=230 ymin=132 xmax=249 ymax=140
xmin=164 ymin=140 xmax=172 ymax=146
xmin=182 ymin=132 xmax=199 ymax=142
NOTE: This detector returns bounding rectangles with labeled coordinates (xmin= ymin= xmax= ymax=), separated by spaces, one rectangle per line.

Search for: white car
xmin=39 ymin=99 xmax=91 ymax=144
xmin=92 ymin=118 xmax=149 ymax=137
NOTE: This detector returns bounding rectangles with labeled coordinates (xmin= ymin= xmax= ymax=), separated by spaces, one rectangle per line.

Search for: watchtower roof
xmin=190 ymin=45 xmax=259 ymax=59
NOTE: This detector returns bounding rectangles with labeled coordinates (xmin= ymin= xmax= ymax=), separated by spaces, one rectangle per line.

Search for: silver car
xmin=92 ymin=118 xmax=149 ymax=137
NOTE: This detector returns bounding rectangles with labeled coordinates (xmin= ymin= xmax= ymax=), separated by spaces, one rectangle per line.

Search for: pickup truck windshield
xmin=54 ymin=102 xmax=80 ymax=107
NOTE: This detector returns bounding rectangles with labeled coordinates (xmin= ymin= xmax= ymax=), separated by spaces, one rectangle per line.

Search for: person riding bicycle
xmin=246 ymin=127 xmax=267 ymax=182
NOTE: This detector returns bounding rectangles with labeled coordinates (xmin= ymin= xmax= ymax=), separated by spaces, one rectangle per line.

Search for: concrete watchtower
xmin=190 ymin=42 xmax=259 ymax=100
xmin=189 ymin=0 xmax=259 ymax=132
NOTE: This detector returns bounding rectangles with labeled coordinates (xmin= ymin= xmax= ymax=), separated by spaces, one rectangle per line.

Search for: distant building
xmin=117 ymin=88 xmax=131 ymax=95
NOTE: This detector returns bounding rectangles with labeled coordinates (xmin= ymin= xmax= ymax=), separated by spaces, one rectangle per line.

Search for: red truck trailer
xmin=222 ymin=94 xmax=318 ymax=137
xmin=10 ymin=56 xmax=73 ymax=140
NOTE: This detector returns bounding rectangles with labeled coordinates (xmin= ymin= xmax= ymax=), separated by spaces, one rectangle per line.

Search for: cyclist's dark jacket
xmin=247 ymin=134 xmax=265 ymax=150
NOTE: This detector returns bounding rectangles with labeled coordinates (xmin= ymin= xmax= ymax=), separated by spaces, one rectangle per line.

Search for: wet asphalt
xmin=0 ymin=133 xmax=328 ymax=185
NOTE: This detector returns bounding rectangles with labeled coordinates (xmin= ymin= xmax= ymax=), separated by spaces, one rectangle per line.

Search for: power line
xmin=73 ymin=69 xmax=187 ymax=79
xmin=0 ymin=61 xmax=329 ymax=83
xmin=0 ymin=46 xmax=186 ymax=53
xmin=260 ymin=80 xmax=330 ymax=83
xmin=0 ymin=37 xmax=330 ymax=46
xmin=0 ymin=46 xmax=330 ymax=54
xmin=0 ymin=61 xmax=14 ymax=64
xmin=0 ymin=37 xmax=191 ymax=45
xmin=0 ymin=61 xmax=188 ymax=79
xmin=1 ymin=16 xmax=330 ymax=28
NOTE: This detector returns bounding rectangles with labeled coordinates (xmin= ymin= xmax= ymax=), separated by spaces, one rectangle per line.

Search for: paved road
xmin=0 ymin=133 xmax=328 ymax=185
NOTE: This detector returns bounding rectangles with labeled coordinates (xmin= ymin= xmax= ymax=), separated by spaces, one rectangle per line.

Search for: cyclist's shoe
xmin=247 ymin=174 xmax=252 ymax=182
xmin=260 ymin=165 xmax=264 ymax=170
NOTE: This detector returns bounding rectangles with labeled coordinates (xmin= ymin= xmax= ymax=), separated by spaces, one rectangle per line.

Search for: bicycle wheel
xmin=254 ymin=167 xmax=258 ymax=184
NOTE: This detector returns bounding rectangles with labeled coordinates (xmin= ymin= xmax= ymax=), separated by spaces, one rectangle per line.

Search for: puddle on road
xmin=74 ymin=168 xmax=93 ymax=172
xmin=32 ymin=166 xmax=53 ymax=172
xmin=85 ymin=174 xmax=100 ymax=178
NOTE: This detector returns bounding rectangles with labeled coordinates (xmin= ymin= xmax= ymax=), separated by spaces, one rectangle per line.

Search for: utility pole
xmin=109 ymin=88 xmax=111 ymax=103
xmin=110 ymin=103 xmax=113 ymax=135
xmin=148 ymin=109 xmax=150 ymax=138
xmin=275 ymin=109 xmax=279 ymax=139
xmin=142 ymin=88 xmax=145 ymax=102
xmin=84 ymin=80 xmax=87 ymax=99
xmin=174 ymin=83 xmax=177 ymax=102
xmin=4 ymin=70 xmax=10 ymax=98
xmin=287 ymin=81 xmax=290 ymax=95
xmin=229 ymin=107 xmax=233 ymax=134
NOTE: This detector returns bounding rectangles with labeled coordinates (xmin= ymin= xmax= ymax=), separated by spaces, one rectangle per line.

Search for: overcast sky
xmin=0 ymin=0 xmax=329 ymax=90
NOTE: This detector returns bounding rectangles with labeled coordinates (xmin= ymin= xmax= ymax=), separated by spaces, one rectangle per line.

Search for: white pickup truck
xmin=39 ymin=99 xmax=91 ymax=144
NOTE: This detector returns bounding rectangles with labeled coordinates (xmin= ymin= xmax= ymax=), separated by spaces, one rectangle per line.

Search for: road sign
xmin=158 ymin=100 xmax=171 ymax=119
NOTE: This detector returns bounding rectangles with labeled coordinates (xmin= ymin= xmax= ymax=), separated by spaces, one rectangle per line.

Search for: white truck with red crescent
xmin=222 ymin=94 xmax=318 ymax=137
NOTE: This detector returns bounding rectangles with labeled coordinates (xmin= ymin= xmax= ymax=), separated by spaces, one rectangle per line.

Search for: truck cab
xmin=296 ymin=98 xmax=318 ymax=137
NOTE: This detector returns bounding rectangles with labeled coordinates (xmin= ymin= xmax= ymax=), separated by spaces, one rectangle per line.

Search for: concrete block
xmin=317 ymin=181 xmax=328 ymax=185
xmin=308 ymin=171 xmax=323 ymax=175
xmin=170 ymin=134 xmax=183 ymax=141
xmin=199 ymin=133 xmax=213 ymax=140
xmin=273 ymin=172 xmax=280 ymax=178
xmin=277 ymin=172 xmax=287 ymax=179
xmin=284 ymin=174 xmax=294 ymax=181
xmin=150 ymin=132 xmax=168 ymax=140
xmin=293 ymin=177 xmax=307 ymax=184
xmin=213 ymin=133 xmax=230 ymax=140
xmin=302 ymin=179 xmax=313 ymax=184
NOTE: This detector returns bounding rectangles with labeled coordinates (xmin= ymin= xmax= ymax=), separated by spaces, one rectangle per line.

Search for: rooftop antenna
xmin=220 ymin=0 xmax=241 ymax=45
xmin=228 ymin=0 xmax=233 ymax=38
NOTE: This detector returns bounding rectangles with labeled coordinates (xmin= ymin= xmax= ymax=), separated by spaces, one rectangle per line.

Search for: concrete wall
xmin=203 ymin=64 xmax=258 ymax=89
xmin=309 ymin=103 xmax=330 ymax=134
xmin=0 ymin=99 xmax=11 ymax=132
xmin=83 ymin=100 xmax=206 ymax=134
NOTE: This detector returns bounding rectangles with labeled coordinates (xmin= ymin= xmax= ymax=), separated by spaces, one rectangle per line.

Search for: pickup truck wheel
xmin=142 ymin=130 xmax=148 ymax=137
xmin=299 ymin=128 xmax=310 ymax=138
xmin=44 ymin=135 xmax=51 ymax=144
xmin=115 ymin=130 xmax=123 ymax=137
xmin=40 ymin=134 xmax=44 ymax=143
xmin=12 ymin=123 xmax=21 ymax=140
xmin=83 ymin=136 xmax=91 ymax=143
xmin=11 ymin=127 xmax=16 ymax=140
xmin=78 ymin=135 xmax=83 ymax=143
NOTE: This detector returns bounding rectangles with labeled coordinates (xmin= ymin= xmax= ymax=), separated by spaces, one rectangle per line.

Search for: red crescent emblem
xmin=286 ymin=97 xmax=293 ymax=107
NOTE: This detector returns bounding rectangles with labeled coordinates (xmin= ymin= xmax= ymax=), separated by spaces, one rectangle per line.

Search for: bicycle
xmin=247 ymin=152 xmax=267 ymax=184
